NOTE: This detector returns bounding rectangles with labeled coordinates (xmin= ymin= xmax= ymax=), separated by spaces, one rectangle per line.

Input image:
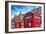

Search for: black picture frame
xmin=5 ymin=1 xmax=45 ymax=33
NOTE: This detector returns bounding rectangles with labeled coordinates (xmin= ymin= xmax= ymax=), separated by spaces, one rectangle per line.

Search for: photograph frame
xmin=5 ymin=1 xmax=45 ymax=33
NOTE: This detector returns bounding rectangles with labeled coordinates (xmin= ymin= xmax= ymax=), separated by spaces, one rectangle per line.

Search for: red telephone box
xmin=15 ymin=19 xmax=22 ymax=28
xmin=23 ymin=13 xmax=33 ymax=28
xmin=33 ymin=11 xmax=41 ymax=27
xmin=24 ymin=11 xmax=41 ymax=28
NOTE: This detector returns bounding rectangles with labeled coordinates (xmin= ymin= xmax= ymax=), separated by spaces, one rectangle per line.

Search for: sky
xmin=11 ymin=5 xmax=39 ymax=18
xmin=11 ymin=5 xmax=34 ymax=16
